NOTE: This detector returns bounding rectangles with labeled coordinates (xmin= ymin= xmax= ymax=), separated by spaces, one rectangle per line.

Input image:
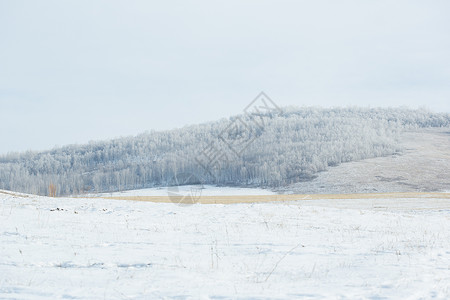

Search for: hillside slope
xmin=0 ymin=107 xmax=449 ymax=196
xmin=280 ymin=127 xmax=450 ymax=194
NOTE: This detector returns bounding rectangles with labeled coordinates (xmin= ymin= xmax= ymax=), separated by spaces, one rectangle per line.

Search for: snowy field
xmin=93 ymin=185 xmax=276 ymax=197
xmin=1 ymin=190 xmax=450 ymax=299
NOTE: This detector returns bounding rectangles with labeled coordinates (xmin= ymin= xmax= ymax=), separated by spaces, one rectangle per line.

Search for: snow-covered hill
xmin=1 ymin=192 xmax=449 ymax=299
xmin=2 ymin=107 xmax=449 ymax=196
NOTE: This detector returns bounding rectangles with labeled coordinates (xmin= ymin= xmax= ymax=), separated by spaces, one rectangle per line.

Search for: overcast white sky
xmin=1 ymin=0 xmax=449 ymax=154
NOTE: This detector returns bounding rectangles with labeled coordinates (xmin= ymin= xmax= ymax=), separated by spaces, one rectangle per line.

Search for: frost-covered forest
xmin=1 ymin=107 xmax=449 ymax=196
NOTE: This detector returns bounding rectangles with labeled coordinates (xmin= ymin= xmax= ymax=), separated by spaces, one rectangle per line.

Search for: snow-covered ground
xmin=93 ymin=185 xmax=276 ymax=197
xmin=1 ymin=190 xmax=449 ymax=299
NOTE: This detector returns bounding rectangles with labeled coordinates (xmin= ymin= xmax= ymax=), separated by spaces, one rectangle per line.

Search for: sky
xmin=1 ymin=0 xmax=449 ymax=154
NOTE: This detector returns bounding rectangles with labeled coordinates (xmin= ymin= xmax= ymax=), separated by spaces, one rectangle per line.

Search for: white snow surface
xmin=1 ymin=191 xmax=450 ymax=299
xmin=91 ymin=185 xmax=277 ymax=197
